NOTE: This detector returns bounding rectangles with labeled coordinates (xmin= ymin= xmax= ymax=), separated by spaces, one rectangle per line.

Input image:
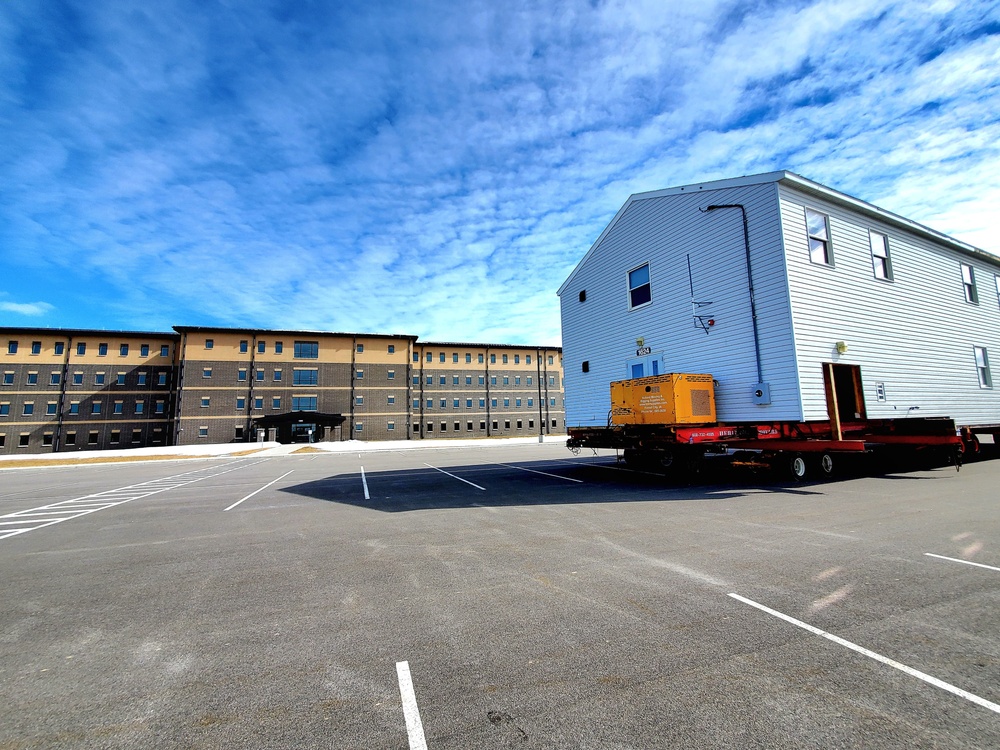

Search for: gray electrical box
xmin=752 ymin=382 xmax=771 ymax=405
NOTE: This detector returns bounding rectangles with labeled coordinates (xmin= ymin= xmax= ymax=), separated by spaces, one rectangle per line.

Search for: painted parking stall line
xmin=396 ymin=661 xmax=428 ymax=750
xmin=0 ymin=460 xmax=266 ymax=541
xmin=729 ymin=593 xmax=1000 ymax=715
xmin=360 ymin=467 xmax=370 ymax=500
xmin=558 ymin=457 xmax=666 ymax=477
xmin=223 ymin=470 xmax=295 ymax=511
xmin=493 ymin=461 xmax=584 ymax=483
xmin=0 ymin=517 xmax=75 ymax=529
xmin=925 ymin=553 xmax=1000 ymax=573
xmin=422 ymin=462 xmax=486 ymax=491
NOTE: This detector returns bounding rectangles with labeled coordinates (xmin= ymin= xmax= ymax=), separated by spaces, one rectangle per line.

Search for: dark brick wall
xmin=3 ymin=329 xmax=562 ymax=453
xmin=1 ymin=359 xmax=177 ymax=454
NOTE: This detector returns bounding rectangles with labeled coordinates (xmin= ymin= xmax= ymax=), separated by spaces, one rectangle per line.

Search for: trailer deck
xmin=564 ymin=373 xmax=998 ymax=479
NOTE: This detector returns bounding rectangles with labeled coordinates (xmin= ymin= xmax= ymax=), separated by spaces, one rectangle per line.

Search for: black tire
xmin=963 ymin=435 xmax=980 ymax=462
xmin=817 ymin=452 xmax=835 ymax=478
xmin=788 ymin=453 xmax=807 ymax=481
xmin=622 ymin=449 xmax=644 ymax=468
xmin=656 ymin=449 xmax=677 ymax=472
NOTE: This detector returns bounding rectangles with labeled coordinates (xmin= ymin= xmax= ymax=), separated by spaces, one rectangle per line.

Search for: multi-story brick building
xmin=410 ymin=341 xmax=563 ymax=439
xmin=1 ymin=329 xmax=179 ymax=453
xmin=1 ymin=326 xmax=563 ymax=454
xmin=173 ymin=327 xmax=415 ymax=444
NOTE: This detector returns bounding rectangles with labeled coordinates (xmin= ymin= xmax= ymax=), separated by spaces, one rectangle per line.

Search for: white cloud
xmin=0 ymin=300 xmax=55 ymax=316
xmin=0 ymin=0 xmax=997 ymax=344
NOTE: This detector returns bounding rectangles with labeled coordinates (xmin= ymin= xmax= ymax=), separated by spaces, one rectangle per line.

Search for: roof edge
xmin=418 ymin=341 xmax=562 ymax=350
xmin=777 ymin=172 xmax=998 ymax=266
xmin=559 ymin=170 xmax=998 ymax=296
xmin=0 ymin=326 xmax=180 ymax=338
xmin=172 ymin=326 xmax=419 ymax=340
xmin=558 ymin=171 xmax=789 ymax=296
xmin=630 ymin=170 xmax=789 ymax=201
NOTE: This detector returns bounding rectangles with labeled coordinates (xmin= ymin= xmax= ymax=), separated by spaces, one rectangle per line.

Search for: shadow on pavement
xmin=276 ymin=440 xmax=987 ymax=512
xmin=273 ymin=454 xmax=925 ymax=513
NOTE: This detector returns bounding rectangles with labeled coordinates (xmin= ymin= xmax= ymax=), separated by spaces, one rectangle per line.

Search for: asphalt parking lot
xmin=2 ymin=442 xmax=998 ymax=749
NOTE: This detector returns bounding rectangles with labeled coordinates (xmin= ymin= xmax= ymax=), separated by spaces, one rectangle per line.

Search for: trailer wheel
xmin=622 ymin=449 xmax=644 ymax=468
xmin=789 ymin=454 xmax=808 ymax=481
xmin=962 ymin=434 xmax=980 ymax=461
xmin=817 ymin=452 xmax=835 ymax=478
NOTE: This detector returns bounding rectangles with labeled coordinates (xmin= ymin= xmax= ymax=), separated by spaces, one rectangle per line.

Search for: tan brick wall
xmin=3 ymin=327 xmax=562 ymax=453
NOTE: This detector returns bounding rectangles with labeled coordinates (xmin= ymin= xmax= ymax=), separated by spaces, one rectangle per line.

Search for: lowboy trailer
xmin=566 ymin=373 xmax=973 ymax=480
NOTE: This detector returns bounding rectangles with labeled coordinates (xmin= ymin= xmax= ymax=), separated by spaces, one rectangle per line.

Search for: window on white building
xmin=962 ymin=264 xmax=978 ymax=303
xmin=628 ymin=263 xmax=651 ymax=308
xmin=869 ymin=231 xmax=892 ymax=280
xmin=805 ymin=209 xmax=832 ymax=265
xmin=975 ymin=346 xmax=992 ymax=388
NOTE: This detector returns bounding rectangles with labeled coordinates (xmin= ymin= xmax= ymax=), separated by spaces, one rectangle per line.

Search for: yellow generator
xmin=610 ymin=373 xmax=716 ymax=426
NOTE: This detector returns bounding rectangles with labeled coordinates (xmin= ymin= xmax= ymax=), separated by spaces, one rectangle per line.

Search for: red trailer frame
xmin=567 ymin=416 xmax=967 ymax=480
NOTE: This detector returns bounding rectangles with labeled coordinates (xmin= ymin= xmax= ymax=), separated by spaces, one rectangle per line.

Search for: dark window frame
xmin=627 ymin=262 xmax=652 ymax=309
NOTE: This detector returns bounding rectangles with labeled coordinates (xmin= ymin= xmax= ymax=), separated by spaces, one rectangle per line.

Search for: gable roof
xmin=557 ymin=170 xmax=998 ymax=296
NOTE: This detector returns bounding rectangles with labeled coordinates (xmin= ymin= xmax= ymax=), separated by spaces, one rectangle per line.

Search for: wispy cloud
xmin=0 ymin=300 xmax=55 ymax=317
xmin=1 ymin=0 xmax=997 ymax=343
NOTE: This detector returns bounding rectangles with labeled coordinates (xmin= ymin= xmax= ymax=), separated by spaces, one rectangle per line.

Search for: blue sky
xmin=2 ymin=0 xmax=998 ymax=346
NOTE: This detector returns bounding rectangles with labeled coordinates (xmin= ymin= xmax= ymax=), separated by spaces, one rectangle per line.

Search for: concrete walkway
xmin=0 ymin=435 xmax=569 ymax=467
xmin=246 ymin=435 xmax=568 ymax=457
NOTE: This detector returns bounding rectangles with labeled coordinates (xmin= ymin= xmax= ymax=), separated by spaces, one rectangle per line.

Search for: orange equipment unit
xmin=610 ymin=373 xmax=716 ymax=426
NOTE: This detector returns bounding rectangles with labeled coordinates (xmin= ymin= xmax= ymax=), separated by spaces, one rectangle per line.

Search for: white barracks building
xmin=558 ymin=171 xmax=1000 ymax=435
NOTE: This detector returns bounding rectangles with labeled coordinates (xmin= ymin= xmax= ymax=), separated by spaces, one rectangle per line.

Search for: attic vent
xmin=579 ymin=290 xmax=586 ymax=302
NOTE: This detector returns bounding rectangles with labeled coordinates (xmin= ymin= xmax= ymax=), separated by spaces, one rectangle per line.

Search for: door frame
xmin=625 ymin=353 xmax=663 ymax=379
xmin=823 ymin=363 xmax=866 ymax=440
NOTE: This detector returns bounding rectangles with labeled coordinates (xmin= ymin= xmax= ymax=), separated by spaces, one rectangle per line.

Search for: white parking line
xmin=925 ymin=553 xmax=1000 ymax=573
xmin=0 ymin=518 xmax=74 ymax=526
xmin=361 ymin=466 xmax=370 ymax=500
xmin=396 ymin=661 xmax=428 ymax=750
xmin=422 ymin=463 xmax=485 ymax=491
xmin=493 ymin=462 xmax=583 ymax=483
xmin=223 ymin=471 xmax=294 ymax=511
xmin=729 ymin=593 xmax=1000 ymax=715
xmin=0 ymin=460 xmax=266 ymax=541
xmin=558 ymin=458 xmax=665 ymax=477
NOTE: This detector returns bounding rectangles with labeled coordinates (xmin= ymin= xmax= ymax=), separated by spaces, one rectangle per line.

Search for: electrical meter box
xmin=610 ymin=373 xmax=716 ymax=426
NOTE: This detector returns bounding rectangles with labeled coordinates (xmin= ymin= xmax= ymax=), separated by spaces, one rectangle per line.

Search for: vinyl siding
xmin=560 ymin=183 xmax=801 ymax=426
xmin=779 ymin=184 xmax=1000 ymax=425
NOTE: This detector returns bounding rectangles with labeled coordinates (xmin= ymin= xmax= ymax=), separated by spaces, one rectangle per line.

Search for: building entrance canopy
xmin=251 ymin=412 xmax=346 ymax=444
